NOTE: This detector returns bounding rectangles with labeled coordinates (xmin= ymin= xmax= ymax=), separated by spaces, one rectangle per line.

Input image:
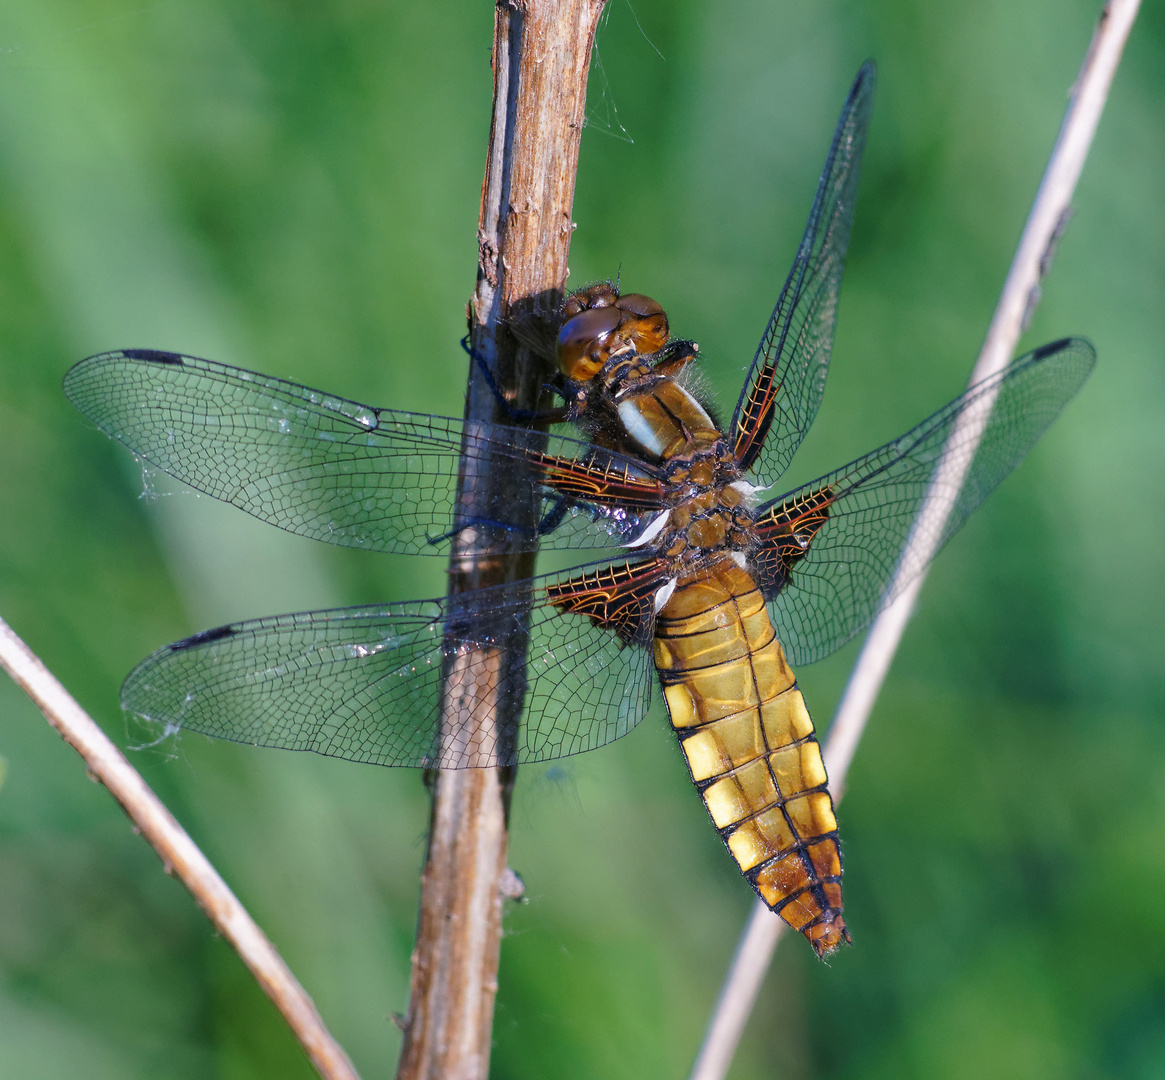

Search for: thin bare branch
xmin=688 ymin=3 xmax=1141 ymax=1077
xmin=395 ymin=4 xmax=607 ymax=1079
xmin=0 ymin=614 xmax=361 ymax=1080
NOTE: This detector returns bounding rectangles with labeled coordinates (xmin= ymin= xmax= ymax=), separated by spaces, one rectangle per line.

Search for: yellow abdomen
xmin=653 ymin=558 xmax=849 ymax=956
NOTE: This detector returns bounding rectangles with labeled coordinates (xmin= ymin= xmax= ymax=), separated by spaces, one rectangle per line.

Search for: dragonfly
xmin=63 ymin=63 xmax=1094 ymax=957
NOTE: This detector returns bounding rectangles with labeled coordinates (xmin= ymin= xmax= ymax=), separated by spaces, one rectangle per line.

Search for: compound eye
xmin=556 ymin=305 xmax=621 ymax=381
xmin=615 ymin=293 xmax=663 ymax=318
xmin=616 ymin=294 xmax=669 ymax=354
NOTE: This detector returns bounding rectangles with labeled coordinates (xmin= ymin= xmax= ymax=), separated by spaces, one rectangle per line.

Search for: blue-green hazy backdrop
xmin=0 ymin=1 xmax=1162 ymax=1077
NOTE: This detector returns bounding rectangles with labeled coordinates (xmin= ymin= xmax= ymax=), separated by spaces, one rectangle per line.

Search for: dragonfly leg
xmin=649 ymin=338 xmax=700 ymax=378
xmin=535 ymin=494 xmax=573 ymax=536
xmin=426 ymin=515 xmax=541 ymax=547
xmin=460 ymin=336 xmax=573 ymax=424
xmin=424 ymin=495 xmax=579 ymax=548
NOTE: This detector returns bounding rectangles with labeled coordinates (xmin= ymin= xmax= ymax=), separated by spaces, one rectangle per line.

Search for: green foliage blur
xmin=0 ymin=1 xmax=1162 ymax=1077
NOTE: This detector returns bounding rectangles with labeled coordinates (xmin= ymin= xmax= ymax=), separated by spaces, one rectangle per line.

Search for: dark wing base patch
xmin=752 ymin=487 xmax=834 ymax=597
xmin=546 ymin=559 xmax=669 ymax=645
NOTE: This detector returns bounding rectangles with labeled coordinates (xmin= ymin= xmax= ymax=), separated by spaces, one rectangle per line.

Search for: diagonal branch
xmin=688 ymin=3 xmax=1142 ymax=1078
xmin=0 ymin=614 xmax=362 ymax=1080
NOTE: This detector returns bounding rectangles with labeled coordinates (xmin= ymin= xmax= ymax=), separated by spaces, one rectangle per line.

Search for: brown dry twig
xmin=688 ymin=3 xmax=1142 ymax=1078
xmin=0 ymin=614 xmax=361 ymax=1080
xmin=394 ymin=4 xmax=607 ymax=1079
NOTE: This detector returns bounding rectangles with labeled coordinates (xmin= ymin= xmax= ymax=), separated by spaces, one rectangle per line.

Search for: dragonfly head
xmin=556 ymin=284 xmax=670 ymax=382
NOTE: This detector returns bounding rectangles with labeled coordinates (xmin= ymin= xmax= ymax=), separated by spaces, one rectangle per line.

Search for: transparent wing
xmin=64 ymin=350 xmax=667 ymax=556
xmin=120 ymin=562 xmax=658 ymax=769
xmin=731 ymin=62 xmax=875 ymax=484
xmin=756 ymin=338 xmax=1096 ymax=666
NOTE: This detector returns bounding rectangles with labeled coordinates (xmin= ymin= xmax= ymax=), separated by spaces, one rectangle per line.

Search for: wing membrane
xmin=120 ymin=561 xmax=658 ymax=769
xmin=758 ymin=338 xmax=1095 ymax=665
xmin=731 ymin=62 xmax=874 ymax=484
xmin=64 ymin=350 xmax=666 ymax=556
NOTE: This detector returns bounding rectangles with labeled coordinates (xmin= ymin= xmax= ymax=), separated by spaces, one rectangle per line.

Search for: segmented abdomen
xmin=653 ymin=558 xmax=849 ymax=956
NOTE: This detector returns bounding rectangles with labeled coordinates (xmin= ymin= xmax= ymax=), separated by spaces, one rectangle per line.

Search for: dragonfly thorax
xmin=660 ymin=483 xmax=757 ymax=558
xmin=556 ymin=284 xmax=759 ymax=562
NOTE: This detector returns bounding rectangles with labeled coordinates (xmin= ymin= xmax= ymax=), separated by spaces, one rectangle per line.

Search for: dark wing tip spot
xmin=1031 ymin=337 xmax=1072 ymax=361
xmin=170 ymin=624 xmax=236 ymax=651
xmin=123 ymin=348 xmax=185 ymax=365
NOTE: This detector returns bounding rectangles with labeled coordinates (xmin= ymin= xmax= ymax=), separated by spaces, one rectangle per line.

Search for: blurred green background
xmin=0 ymin=1 xmax=1162 ymax=1077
